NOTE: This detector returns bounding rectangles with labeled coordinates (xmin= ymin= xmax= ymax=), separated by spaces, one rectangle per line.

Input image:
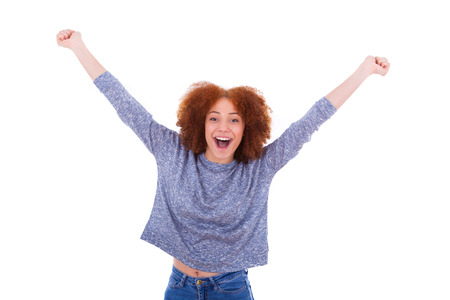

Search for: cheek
xmin=236 ymin=126 xmax=245 ymax=141
xmin=204 ymin=123 xmax=215 ymax=142
xmin=204 ymin=123 xmax=211 ymax=136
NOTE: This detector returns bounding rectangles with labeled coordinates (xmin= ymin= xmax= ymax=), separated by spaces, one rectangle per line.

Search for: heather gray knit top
xmin=94 ymin=71 xmax=336 ymax=273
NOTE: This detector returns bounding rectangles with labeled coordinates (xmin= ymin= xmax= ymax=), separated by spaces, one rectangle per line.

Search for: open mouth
xmin=215 ymin=137 xmax=232 ymax=149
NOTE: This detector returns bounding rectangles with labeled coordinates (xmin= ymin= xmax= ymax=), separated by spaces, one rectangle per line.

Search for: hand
xmin=326 ymin=55 xmax=390 ymax=109
xmin=56 ymin=29 xmax=106 ymax=80
xmin=56 ymin=29 xmax=83 ymax=50
xmin=361 ymin=55 xmax=390 ymax=77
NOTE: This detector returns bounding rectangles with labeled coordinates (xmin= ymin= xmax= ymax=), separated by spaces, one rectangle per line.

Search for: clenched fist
xmin=56 ymin=29 xmax=106 ymax=80
xmin=56 ymin=29 xmax=83 ymax=50
xmin=363 ymin=56 xmax=390 ymax=76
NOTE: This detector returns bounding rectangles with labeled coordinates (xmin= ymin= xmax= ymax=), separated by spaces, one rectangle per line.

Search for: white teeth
xmin=216 ymin=137 xmax=231 ymax=141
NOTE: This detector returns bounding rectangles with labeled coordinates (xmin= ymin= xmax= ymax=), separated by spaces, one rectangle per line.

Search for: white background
xmin=1 ymin=0 xmax=449 ymax=299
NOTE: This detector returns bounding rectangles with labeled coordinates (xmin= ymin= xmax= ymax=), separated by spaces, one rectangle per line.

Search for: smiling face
xmin=204 ymin=97 xmax=245 ymax=164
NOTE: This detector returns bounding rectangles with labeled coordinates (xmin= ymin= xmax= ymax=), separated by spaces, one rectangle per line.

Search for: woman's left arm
xmin=326 ymin=56 xmax=390 ymax=110
xmin=263 ymin=56 xmax=389 ymax=172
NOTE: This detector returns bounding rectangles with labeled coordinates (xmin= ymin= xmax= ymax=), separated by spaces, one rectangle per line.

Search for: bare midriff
xmin=173 ymin=258 xmax=221 ymax=278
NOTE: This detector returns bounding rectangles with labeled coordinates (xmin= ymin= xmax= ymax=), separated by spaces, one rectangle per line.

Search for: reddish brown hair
xmin=176 ymin=81 xmax=272 ymax=163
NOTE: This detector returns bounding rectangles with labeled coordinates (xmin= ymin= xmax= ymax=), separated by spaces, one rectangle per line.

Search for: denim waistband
xmin=171 ymin=265 xmax=248 ymax=288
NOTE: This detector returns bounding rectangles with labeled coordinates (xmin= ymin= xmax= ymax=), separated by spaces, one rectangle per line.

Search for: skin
xmin=56 ymin=30 xmax=106 ymax=81
xmin=326 ymin=55 xmax=390 ymax=109
xmin=57 ymin=29 xmax=389 ymax=278
xmin=204 ymin=97 xmax=245 ymax=164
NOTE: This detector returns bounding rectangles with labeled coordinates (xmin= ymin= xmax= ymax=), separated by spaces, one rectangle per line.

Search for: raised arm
xmin=263 ymin=55 xmax=389 ymax=172
xmin=56 ymin=29 xmax=106 ymax=81
xmin=56 ymin=29 xmax=179 ymax=157
xmin=326 ymin=56 xmax=390 ymax=109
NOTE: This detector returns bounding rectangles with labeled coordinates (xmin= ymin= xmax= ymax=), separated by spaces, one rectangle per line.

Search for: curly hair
xmin=176 ymin=81 xmax=272 ymax=163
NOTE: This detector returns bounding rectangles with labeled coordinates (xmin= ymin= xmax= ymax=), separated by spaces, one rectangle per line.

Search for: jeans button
xmin=196 ymin=280 xmax=202 ymax=285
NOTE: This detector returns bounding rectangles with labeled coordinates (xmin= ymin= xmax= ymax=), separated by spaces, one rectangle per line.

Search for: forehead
xmin=209 ymin=97 xmax=239 ymax=113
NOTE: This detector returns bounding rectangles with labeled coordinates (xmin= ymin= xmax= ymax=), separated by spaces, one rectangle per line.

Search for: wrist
xmin=71 ymin=41 xmax=88 ymax=56
xmin=356 ymin=62 xmax=373 ymax=80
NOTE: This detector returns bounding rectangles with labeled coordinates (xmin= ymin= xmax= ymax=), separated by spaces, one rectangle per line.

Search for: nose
xmin=218 ymin=120 xmax=230 ymax=132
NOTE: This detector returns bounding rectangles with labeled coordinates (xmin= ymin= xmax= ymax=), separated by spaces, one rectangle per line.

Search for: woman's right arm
xmin=56 ymin=29 xmax=106 ymax=81
xmin=56 ymin=29 xmax=179 ymax=157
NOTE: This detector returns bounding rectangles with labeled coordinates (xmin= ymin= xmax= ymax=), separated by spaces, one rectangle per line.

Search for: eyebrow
xmin=208 ymin=111 xmax=240 ymax=115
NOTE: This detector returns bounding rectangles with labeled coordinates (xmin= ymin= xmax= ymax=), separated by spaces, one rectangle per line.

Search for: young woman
xmin=57 ymin=29 xmax=389 ymax=300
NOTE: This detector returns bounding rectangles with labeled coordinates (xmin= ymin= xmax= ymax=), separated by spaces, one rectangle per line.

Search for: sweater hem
xmin=140 ymin=235 xmax=268 ymax=273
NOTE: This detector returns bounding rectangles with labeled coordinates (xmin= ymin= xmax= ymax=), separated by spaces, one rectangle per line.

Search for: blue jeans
xmin=164 ymin=266 xmax=255 ymax=300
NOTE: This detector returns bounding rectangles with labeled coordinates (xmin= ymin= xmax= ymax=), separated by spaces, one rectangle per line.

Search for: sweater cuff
xmin=93 ymin=71 xmax=113 ymax=93
xmin=319 ymin=97 xmax=337 ymax=119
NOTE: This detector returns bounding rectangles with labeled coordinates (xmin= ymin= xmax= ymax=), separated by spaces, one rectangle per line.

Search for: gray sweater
xmin=94 ymin=71 xmax=337 ymax=273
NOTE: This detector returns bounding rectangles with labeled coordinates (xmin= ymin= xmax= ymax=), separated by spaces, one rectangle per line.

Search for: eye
xmin=231 ymin=118 xmax=240 ymax=123
xmin=209 ymin=117 xmax=218 ymax=122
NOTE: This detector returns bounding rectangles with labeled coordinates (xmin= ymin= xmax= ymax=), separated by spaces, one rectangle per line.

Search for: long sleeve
xmin=94 ymin=72 xmax=179 ymax=158
xmin=262 ymin=97 xmax=337 ymax=173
